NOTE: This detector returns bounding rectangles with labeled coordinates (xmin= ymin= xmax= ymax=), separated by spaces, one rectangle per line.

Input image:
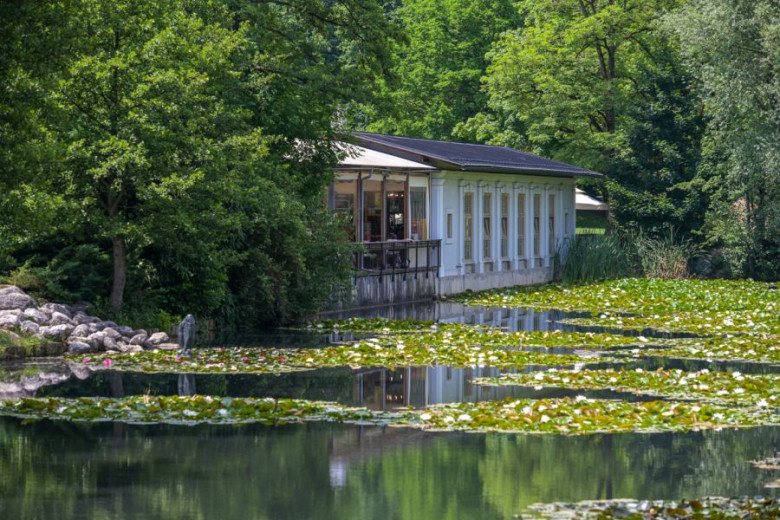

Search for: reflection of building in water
xmin=353 ymin=365 xmax=543 ymax=411
xmin=323 ymin=302 xmax=585 ymax=335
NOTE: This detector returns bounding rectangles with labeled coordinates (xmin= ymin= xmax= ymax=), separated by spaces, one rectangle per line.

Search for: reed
xmin=557 ymin=234 xmax=638 ymax=282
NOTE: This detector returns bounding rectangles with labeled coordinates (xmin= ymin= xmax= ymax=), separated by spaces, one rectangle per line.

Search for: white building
xmin=330 ymin=133 xmax=601 ymax=305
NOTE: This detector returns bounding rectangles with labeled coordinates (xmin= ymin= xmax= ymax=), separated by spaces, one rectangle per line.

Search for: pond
xmin=1 ymin=282 xmax=778 ymax=519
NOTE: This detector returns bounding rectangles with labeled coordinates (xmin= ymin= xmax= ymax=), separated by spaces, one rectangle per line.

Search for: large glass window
xmin=386 ymin=180 xmax=405 ymax=239
xmin=410 ymin=187 xmax=427 ymax=240
xmin=548 ymin=193 xmax=556 ymax=256
xmin=500 ymin=193 xmax=509 ymax=258
xmin=363 ymin=180 xmax=382 ymax=242
xmin=464 ymin=192 xmax=474 ymax=261
xmin=483 ymin=192 xmax=492 ymax=259
xmin=517 ymin=193 xmax=526 ymax=258
xmin=533 ymin=194 xmax=541 ymax=257
xmin=334 ymin=180 xmax=356 ymax=241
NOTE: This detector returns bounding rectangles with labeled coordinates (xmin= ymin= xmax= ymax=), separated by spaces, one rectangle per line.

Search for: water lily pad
xmin=476 ymin=367 xmax=779 ymax=405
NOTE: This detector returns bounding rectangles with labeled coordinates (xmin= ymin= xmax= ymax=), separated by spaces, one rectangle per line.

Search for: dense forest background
xmin=1 ymin=0 xmax=777 ymax=327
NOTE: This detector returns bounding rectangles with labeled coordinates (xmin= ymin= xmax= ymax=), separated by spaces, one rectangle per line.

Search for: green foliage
xmin=668 ymin=0 xmax=780 ymax=281
xmin=559 ymin=235 xmax=638 ymax=282
xmin=575 ymin=211 xmax=607 ymax=235
xmin=0 ymin=0 xmax=400 ymax=325
xmin=364 ymin=0 xmax=520 ymax=140
xmin=2 ymin=245 xmax=111 ymax=303
xmin=633 ymin=229 xmax=698 ymax=278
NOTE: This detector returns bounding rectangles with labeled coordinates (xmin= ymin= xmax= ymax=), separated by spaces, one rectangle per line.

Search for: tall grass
xmin=559 ymin=228 xmax=698 ymax=282
xmin=634 ymin=230 xmax=698 ymax=279
xmin=557 ymin=235 xmax=638 ymax=282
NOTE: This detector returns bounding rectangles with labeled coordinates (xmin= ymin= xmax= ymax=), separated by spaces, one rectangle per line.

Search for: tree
xmin=363 ymin=0 xmax=520 ymax=140
xmin=462 ymin=0 xmax=709 ymax=239
xmin=668 ymin=0 xmax=779 ymax=279
xmin=1 ymin=0 xmax=400 ymax=323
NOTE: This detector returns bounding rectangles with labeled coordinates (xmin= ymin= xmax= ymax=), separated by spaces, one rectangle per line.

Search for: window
xmin=500 ymin=193 xmax=509 ymax=258
xmin=548 ymin=193 xmax=556 ymax=256
xmin=334 ymin=180 xmax=356 ymax=241
xmin=464 ymin=192 xmax=474 ymax=261
xmin=517 ymin=193 xmax=526 ymax=257
xmin=483 ymin=192 xmax=492 ymax=259
xmin=446 ymin=212 xmax=453 ymax=240
xmin=363 ymin=180 xmax=383 ymax=242
xmin=410 ymin=187 xmax=427 ymax=240
xmin=533 ymin=194 xmax=541 ymax=257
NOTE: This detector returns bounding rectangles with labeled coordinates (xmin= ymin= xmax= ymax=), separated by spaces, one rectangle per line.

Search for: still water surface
xmin=0 ymin=303 xmax=777 ymax=519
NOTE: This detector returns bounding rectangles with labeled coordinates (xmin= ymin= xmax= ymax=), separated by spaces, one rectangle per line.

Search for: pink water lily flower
xmin=102 ymin=358 xmax=112 ymax=367
xmin=242 ymin=356 xmax=249 ymax=362
xmin=175 ymin=356 xmax=181 ymax=363
xmin=82 ymin=357 xmax=91 ymax=364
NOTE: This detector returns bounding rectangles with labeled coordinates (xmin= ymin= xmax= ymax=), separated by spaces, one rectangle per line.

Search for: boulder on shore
xmin=0 ymin=286 xmax=35 ymax=310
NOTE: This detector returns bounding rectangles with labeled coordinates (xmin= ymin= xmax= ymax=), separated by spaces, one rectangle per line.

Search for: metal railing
xmin=354 ymin=239 xmax=441 ymax=277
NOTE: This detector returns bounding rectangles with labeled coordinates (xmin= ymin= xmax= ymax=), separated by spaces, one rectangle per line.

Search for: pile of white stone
xmin=0 ymin=285 xmax=179 ymax=355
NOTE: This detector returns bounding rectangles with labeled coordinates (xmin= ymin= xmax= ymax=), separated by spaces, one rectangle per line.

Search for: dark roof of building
xmin=353 ymin=132 xmax=602 ymax=178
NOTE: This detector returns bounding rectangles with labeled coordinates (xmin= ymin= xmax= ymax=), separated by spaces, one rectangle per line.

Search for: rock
xmin=71 ymin=324 xmax=90 ymax=338
xmin=40 ymin=303 xmax=71 ymax=318
xmin=50 ymin=311 xmax=75 ymax=326
xmin=0 ymin=314 xmax=20 ymax=330
xmin=20 ymin=320 xmax=40 ymax=335
xmin=41 ymin=324 xmax=75 ymax=340
xmin=129 ymin=332 xmax=148 ymax=345
xmin=157 ymin=342 xmax=179 ymax=351
xmin=72 ymin=311 xmax=97 ymax=325
xmin=96 ymin=320 xmax=118 ymax=330
xmin=133 ymin=329 xmax=148 ymax=337
xmin=67 ymin=342 xmax=92 ymax=355
xmin=124 ymin=345 xmax=144 ymax=354
xmin=102 ymin=327 xmax=121 ymax=340
xmin=0 ymin=286 xmax=35 ymax=310
xmin=0 ymin=309 xmax=22 ymax=318
xmin=85 ymin=332 xmax=105 ymax=350
xmin=148 ymin=332 xmax=169 ymax=345
xmin=103 ymin=336 xmax=120 ymax=351
xmin=116 ymin=325 xmax=135 ymax=336
xmin=23 ymin=308 xmax=49 ymax=324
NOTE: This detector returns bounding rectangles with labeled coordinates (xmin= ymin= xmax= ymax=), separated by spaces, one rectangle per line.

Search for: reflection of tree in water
xmin=0 ymin=417 xmax=777 ymax=520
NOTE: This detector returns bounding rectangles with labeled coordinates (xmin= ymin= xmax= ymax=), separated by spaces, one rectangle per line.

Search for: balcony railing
xmin=354 ymin=239 xmax=441 ymax=277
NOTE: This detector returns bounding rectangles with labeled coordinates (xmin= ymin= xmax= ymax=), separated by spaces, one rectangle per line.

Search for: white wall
xmin=432 ymin=170 xmax=576 ymax=286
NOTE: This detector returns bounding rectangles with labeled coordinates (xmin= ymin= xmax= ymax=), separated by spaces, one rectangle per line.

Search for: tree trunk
xmin=110 ymin=234 xmax=126 ymax=312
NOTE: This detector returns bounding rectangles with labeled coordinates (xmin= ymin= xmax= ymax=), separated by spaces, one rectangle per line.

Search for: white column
xmin=457 ymin=179 xmax=466 ymax=275
xmin=475 ymin=180 xmax=486 ymax=273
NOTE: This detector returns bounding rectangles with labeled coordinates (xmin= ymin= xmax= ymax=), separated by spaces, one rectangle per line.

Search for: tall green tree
xmin=364 ymin=0 xmax=520 ymax=140
xmin=1 ymin=0 xmax=400 ymax=323
xmin=462 ymin=0 xmax=707 ymax=238
xmin=668 ymin=0 xmax=779 ymax=279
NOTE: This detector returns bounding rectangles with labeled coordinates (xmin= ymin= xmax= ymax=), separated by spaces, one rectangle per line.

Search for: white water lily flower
xmin=757 ymin=399 xmax=769 ymax=408
xmin=534 ymin=386 xmax=543 ymax=391
xmin=538 ymin=405 xmax=548 ymax=412
xmin=420 ymin=413 xmax=432 ymax=421
xmin=690 ymin=405 xmax=701 ymax=412
xmin=733 ymin=388 xmax=745 ymax=394
xmin=522 ymin=406 xmax=533 ymax=415
xmin=637 ymin=336 xmax=649 ymax=343
xmin=540 ymin=415 xmax=551 ymax=423
xmin=635 ymin=368 xmax=644 ymax=373
xmin=575 ymin=395 xmax=587 ymax=402
xmin=457 ymin=414 xmax=472 ymax=422
xmin=534 ymin=372 xmax=545 ymax=381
